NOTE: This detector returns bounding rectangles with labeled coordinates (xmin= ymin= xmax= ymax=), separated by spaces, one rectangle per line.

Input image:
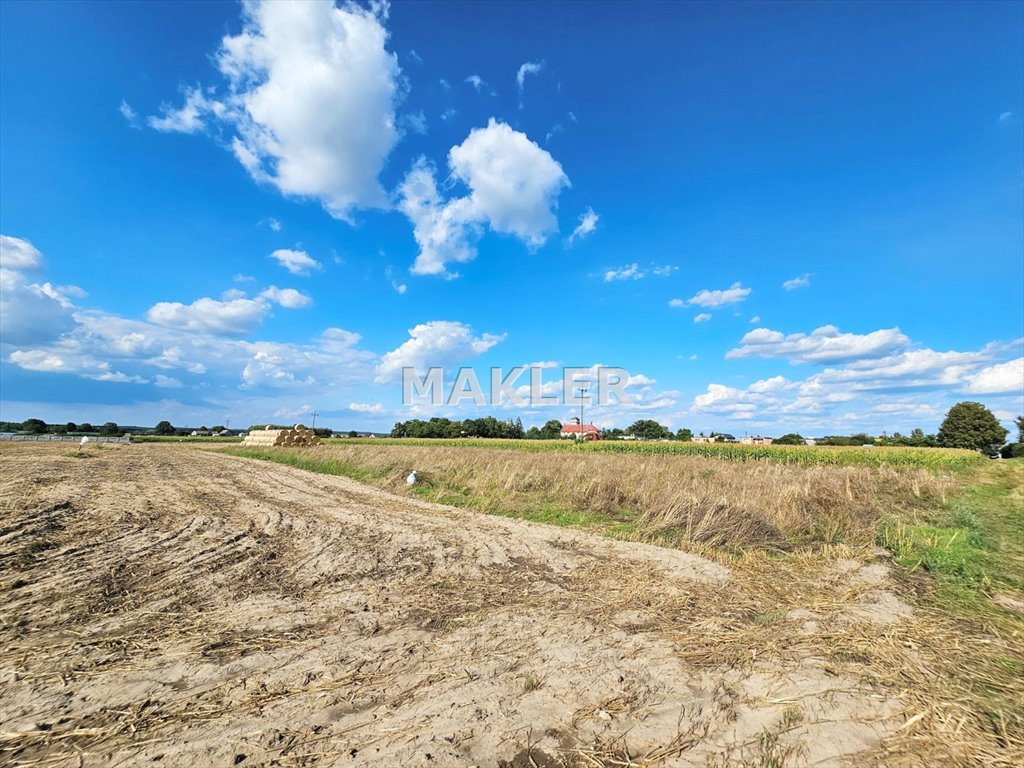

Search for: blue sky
xmin=1 ymin=0 xmax=1021 ymax=434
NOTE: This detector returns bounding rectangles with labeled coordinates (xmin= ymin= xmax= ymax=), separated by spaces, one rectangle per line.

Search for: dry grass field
xmin=1 ymin=442 xmax=1021 ymax=767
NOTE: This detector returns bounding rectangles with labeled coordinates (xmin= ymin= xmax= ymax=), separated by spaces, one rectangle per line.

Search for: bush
xmin=1000 ymin=443 xmax=1024 ymax=459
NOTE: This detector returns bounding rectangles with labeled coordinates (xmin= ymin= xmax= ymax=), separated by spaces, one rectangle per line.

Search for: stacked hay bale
xmin=241 ymin=424 xmax=321 ymax=448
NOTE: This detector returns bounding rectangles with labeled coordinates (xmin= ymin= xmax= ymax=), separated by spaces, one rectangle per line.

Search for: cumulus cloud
xmin=604 ymin=263 xmax=643 ymax=282
xmin=146 ymin=284 xmax=311 ymax=335
xmin=146 ymin=297 xmax=271 ymax=335
xmin=349 ymin=401 xmax=384 ymax=413
xmin=964 ymin=357 xmax=1023 ymax=394
xmin=148 ymin=85 xmax=222 ymax=133
xmin=465 ymin=74 xmax=486 ymax=91
xmin=727 ymin=325 xmax=910 ymax=365
xmin=9 ymin=348 xmax=147 ymax=383
xmin=685 ymin=282 xmax=751 ymax=308
xmin=667 ymin=298 xmax=685 ymax=308
xmin=399 ymin=119 xmax=569 ymax=276
xmin=152 ymin=1 xmax=401 ymax=219
xmin=782 ymin=273 xmax=811 ymax=291
xmin=376 ymin=320 xmax=505 ymax=382
xmin=693 ymin=313 xmax=711 ymax=324
xmin=1 ymin=234 xmax=43 ymax=270
xmin=565 ymin=207 xmax=599 ymax=247
xmin=259 ymin=286 xmax=312 ymax=309
xmin=154 ymin=374 xmax=183 ymax=388
xmin=269 ymin=248 xmax=321 ymax=276
xmin=0 ymin=236 xmax=79 ymax=345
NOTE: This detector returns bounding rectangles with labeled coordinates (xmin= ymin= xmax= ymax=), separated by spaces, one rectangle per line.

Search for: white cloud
xmin=349 ymin=401 xmax=384 ymax=413
xmin=149 ymin=86 xmax=220 ymax=133
xmin=465 ymin=75 xmax=486 ymax=91
xmin=440 ymin=108 xmax=457 ymax=122
xmin=269 ymin=248 xmax=321 ymax=276
xmin=750 ymin=315 xmax=761 ymax=324
xmin=782 ymin=273 xmax=811 ymax=291
xmin=119 ymin=100 xmax=140 ymax=128
xmin=9 ymin=348 xmax=147 ymax=384
xmin=146 ymin=297 xmax=271 ymax=335
xmin=565 ymin=207 xmax=599 ymax=247
xmin=668 ymin=298 xmax=685 ymax=308
xmin=385 ymin=266 xmax=407 ymax=294
xmin=686 ymin=282 xmax=751 ymax=308
xmin=651 ymin=265 xmax=678 ymax=276
xmin=400 ymin=119 xmax=569 ymax=276
xmin=604 ymin=263 xmax=643 ymax=282
xmin=401 ymin=110 xmax=428 ymax=135
xmin=726 ymin=325 xmax=909 ymax=364
xmin=0 ymin=236 xmax=79 ymax=345
xmin=999 ymin=111 xmax=1014 ymax=123
xmin=693 ymin=313 xmax=712 ymax=324
xmin=153 ymin=1 xmax=401 ymax=219
xmin=154 ymin=374 xmax=183 ymax=388
xmin=259 ymin=286 xmax=312 ymax=309
xmin=516 ymin=60 xmax=543 ymax=93
xmin=268 ymin=217 xmax=281 ymax=232
xmin=964 ymin=357 xmax=1023 ymax=394
xmin=376 ymin=320 xmax=505 ymax=382
xmin=1 ymin=235 xmax=43 ymax=270
xmin=274 ymin=404 xmax=315 ymax=419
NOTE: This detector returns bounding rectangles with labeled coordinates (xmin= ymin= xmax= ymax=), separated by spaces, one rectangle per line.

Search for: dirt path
xmin=1 ymin=444 xmax=908 ymax=767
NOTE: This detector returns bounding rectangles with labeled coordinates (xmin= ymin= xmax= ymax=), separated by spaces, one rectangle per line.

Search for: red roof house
xmin=560 ymin=417 xmax=600 ymax=440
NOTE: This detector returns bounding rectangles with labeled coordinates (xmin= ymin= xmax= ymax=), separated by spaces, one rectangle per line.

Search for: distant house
xmin=739 ymin=435 xmax=773 ymax=446
xmin=560 ymin=417 xmax=600 ymax=441
xmin=692 ymin=433 xmax=714 ymax=444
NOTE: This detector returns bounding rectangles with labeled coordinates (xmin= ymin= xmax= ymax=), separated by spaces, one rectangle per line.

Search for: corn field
xmin=327 ymin=437 xmax=983 ymax=470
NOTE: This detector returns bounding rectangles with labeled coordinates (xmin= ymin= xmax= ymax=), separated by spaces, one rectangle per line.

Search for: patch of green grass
xmin=879 ymin=460 xmax=1024 ymax=618
xmin=523 ymin=674 xmax=542 ymax=692
xmin=219 ymin=448 xmax=388 ymax=484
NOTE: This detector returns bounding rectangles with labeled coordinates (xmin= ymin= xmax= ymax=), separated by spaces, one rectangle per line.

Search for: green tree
xmin=675 ymin=428 xmax=693 ymax=442
xmin=1016 ymin=415 xmax=1024 ymax=444
xmin=774 ymin=433 xmax=804 ymax=445
xmin=79 ymin=422 xmax=95 ymax=433
xmin=211 ymin=425 xmax=225 ymax=433
xmin=99 ymin=422 xmax=120 ymax=436
xmin=625 ymin=419 xmax=671 ymax=440
xmin=937 ymin=402 xmax=1008 ymax=453
xmin=154 ymin=420 xmax=175 ymax=435
xmin=65 ymin=422 xmax=78 ymax=433
xmin=525 ymin=426 xmax=541 ymax=439
xmin=22 ymin=418 xmax=47 ymax=434
xmin=348 ymin=430 xmax=358 ymax=438
xmin=538 ymin=419 xmax=563 ymax=439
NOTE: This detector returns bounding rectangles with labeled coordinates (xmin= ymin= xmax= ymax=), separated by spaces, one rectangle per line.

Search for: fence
xmin=0 ymin=434 xmax=131 ymax=444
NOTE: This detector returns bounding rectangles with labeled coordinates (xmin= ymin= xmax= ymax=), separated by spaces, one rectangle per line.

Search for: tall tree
xmin=937 ymin=402 xmax=1008 ymax=453
xmin=99 ymin=422 xmax=120 ymax=436
xmin=774 ymin=433 xmax=804 ymax=445
xmin=154 ymin=420 xmax=175 ymax=435
xmin=22 ymin=418 xmax=47 ymax=434
xmin=625 ymin=419 xmax=671 ymax=440
xmin=538 ymin=419 xmax=563 ymax=439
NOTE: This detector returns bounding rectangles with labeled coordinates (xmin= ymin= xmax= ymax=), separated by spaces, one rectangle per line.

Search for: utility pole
xmin=576 ymin=386 xmax=588 ymax=441
xmin=311 ymin=409 xmax=319 ymax=430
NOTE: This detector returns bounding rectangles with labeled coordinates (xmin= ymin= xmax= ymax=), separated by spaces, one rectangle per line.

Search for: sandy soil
xmin=1 ymin=444 xmax=912 ymax=767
